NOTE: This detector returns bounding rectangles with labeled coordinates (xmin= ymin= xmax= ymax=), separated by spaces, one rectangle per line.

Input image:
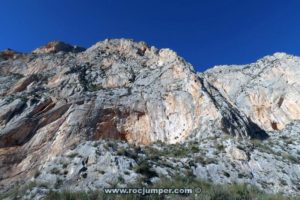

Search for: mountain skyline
xmin=1 ymin=0 xmax=300 ymax=71
xmin=1 ymin=39 xmax=300 ymax=199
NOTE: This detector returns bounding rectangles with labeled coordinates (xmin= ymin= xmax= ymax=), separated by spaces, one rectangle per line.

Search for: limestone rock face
xmin=226 ymin=146 xmax=249 ymax=161
xmin=0 ymin=39 xmax=265 ymax=150
xmin=202 ymin=53 xmax=300 ymax=131
xmin=33 ymin=41 xmax=85 ymax=54
xmin=0 ymin=39 xmax=300 ymax=197
xmin=0 ymin=49 xmax=20 ymax=61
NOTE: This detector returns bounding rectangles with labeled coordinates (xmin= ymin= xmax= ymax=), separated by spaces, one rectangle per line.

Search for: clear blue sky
xmin=1 ymin=0 xmax=300 ymax=71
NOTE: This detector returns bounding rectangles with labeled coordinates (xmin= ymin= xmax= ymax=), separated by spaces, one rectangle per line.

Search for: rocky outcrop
xmin=198 ymin=77 xmax=268 ymax=139
xmin=0 ymin=49 xmax=20 ymax=61
xmin=33 ymin=41 xmax=85 ymax=54
xmin=1 ymin=39 xmax=300 ymax=198
xmin=202 ymin=53 xmax=300 ymax=131
xmin=0 ymin=39 xmax=265 ymax=148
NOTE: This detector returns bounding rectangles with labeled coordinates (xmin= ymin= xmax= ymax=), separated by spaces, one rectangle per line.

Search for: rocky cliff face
xmin=202 ymin=53 xmax=300 ymax=131
xmin=0 ymin=39 xmax=300 ymax=198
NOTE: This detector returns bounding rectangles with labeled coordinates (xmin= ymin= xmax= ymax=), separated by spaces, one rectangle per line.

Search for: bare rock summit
xmin=1 ymin=39 xmax=300 ymax=198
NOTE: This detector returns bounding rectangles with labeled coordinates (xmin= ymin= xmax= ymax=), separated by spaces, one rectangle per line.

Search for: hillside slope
xmin=0 ymin=39 xmax=300 ymax=198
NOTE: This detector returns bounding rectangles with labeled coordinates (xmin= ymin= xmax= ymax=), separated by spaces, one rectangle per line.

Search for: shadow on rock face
xmin=248 ymin=119 xmax=269 ymax=140
xmin=221 ymin=117 xmax=269 ymax=140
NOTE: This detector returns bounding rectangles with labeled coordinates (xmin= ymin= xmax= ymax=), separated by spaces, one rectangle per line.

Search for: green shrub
xmin=42 ymin=175 xmax=300 ymax=200
xmin=144 ymin=143 xmax=198 ymax=158
xmin=34 ymin=170 xmax=41 ymax=178
xmin=50 ymin=167 xmax=60 ymax=175
xmin=281 ymin=153 xmax=299 ymax=164
xmin=67 ymin=153 xmax=79 ymax=158
xmin=216 ymin=144 xmax=225 ymax=152
xmin=133 ymin=159 xmax=158 ymax=178
xmin=251 ymin=139 xmax=275 ymax=154
xmin=62 ymin=163 xmax=69 ymax=169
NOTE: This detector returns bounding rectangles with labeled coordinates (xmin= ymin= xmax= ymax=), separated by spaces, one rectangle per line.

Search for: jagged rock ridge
xmin=0 ymin=39 xmax=266 ymax=148
xmin=0 ymin=39 xmax=300 ymax=198
xmin=202 ymin=52 xmax=300 ymax=131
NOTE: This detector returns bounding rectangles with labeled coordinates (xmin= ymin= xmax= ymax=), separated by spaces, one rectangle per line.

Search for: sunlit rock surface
xmin=202 ymin=52 xmax=300 ymax=131
xmin=0 ymin=39 xmax=300 ymax=198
